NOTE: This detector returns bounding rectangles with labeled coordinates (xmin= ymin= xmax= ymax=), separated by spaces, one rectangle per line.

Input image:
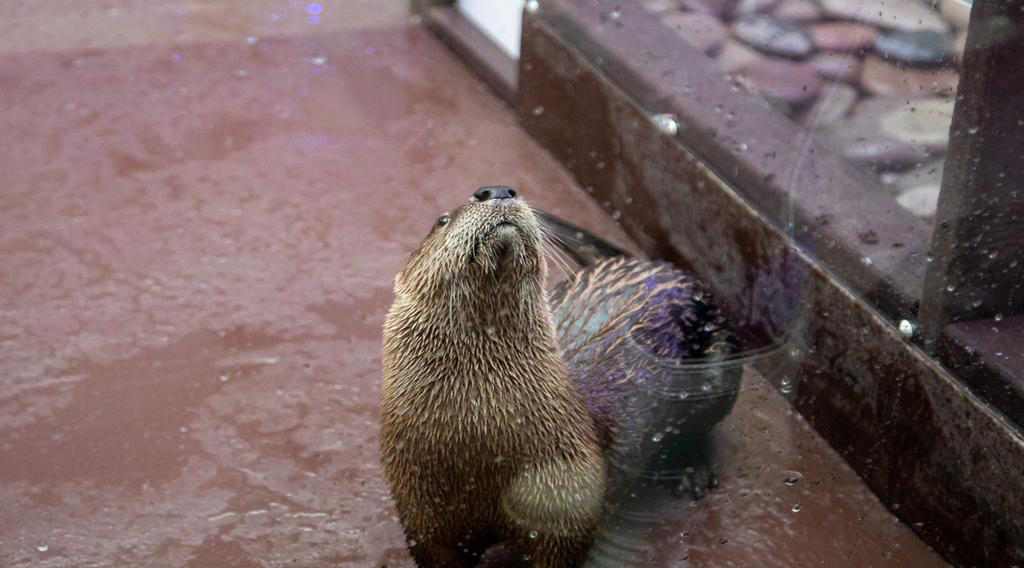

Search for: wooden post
xmin=920 ymin=0 xmax=1024 ymax=348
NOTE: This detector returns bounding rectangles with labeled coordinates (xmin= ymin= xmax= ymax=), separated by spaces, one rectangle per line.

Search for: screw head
xmin=651 ymin=113 xmax=679 ymax=136
xmin=524 ymin=0 xmax=540 ymax=14
xmin=898 ymin=319 xmax=916 ymax=339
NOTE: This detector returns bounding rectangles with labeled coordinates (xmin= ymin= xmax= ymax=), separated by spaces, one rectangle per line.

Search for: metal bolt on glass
xmin=651 ymin=113 xmax=679 ymax=136
xmin=898 ymin=319 xmax=916 ymax=339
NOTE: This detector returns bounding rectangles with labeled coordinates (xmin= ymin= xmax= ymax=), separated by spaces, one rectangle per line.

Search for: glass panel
xmin=644 ymin=0 xmax=971 ymax=222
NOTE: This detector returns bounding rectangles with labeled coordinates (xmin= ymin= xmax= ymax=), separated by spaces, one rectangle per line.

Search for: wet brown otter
xmin=380 ymin=186 xmax=606 ymax=567
xmin=380 ymin=187 xmax=739 ymax=567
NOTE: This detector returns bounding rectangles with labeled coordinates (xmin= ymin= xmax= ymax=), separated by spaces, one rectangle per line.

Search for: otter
xmin=380 ymin=186 xmax=739 ymax=567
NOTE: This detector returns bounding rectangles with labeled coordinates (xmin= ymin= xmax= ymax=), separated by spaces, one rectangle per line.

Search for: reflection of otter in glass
xmin=379 ymin=187 xmax=741 ymax=567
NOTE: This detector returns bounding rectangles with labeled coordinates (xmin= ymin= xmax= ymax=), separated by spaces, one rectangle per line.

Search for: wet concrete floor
xmin=0 ymin=3 xmax=946 ymax=567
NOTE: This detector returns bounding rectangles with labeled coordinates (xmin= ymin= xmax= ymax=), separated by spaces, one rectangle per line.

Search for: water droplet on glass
xmin=994 ymin=313 xmax=1004 ymax=322
xmin=678 ymin=391 xmax=690 ymax=400
xmin=968 ymin=126 xmax=979 ymax=135
xmin=946 ymin=284 xmax=956 ymax=292
xmin=791 ymin=503 xmax=802 ymax=512
xmin=780 ymin=376 xmax=793 ymax=394
xmin=532 ymin=105 xmax=544 ymax=116
xmin=219 ymin=373 xmax=229 ymax=382
xmin=783 ymin=470 xmax=803 ymax=486
xmin=408 ymin=539 xmax=417 ymax=547
xmin=651 ymin=432 xmax=665 ymax=443
xmin=245 ymin=35 xmax=259 ymax=45
xmin=701 ymin=382 xmax=712 ymax=392
xmin=739 ymin=143 xmax=748 ymax=152
xmin=528 ymin=530 xmax=538 ymax=539
xmin=234 ymin=69 xmax=249 ymax=78
xmin=311 ymin=55 xmax=327 ymax=66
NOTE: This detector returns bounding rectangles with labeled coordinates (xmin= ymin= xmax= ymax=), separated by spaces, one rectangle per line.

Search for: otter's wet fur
xmin=380 ymin=188 xmax=738 ymax=567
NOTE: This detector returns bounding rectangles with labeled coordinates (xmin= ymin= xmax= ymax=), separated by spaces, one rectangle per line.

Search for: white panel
xmin=456 ymin=0 xmax=525 ymax=59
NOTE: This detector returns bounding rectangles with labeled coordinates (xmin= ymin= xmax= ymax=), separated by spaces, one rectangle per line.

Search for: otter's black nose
xmin=473 ymin=186 xmax=517 ymax=202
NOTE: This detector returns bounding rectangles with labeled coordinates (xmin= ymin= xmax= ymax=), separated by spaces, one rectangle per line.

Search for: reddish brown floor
xmin=0 ymin=6 xmax=944 ymax=568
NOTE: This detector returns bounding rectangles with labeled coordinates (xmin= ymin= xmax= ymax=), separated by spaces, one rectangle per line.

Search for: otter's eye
xmin=436 ymin=214 xmax=450 ymax=228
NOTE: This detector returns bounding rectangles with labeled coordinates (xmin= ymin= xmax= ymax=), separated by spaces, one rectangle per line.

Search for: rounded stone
xmin=880 ymin=158 xmax=946 ymax=190
xmin=874 ymin=30 xmax=952 ymax=66
xmin=641 ymin=0 xmax=678 ymax=14
xmin=799 ymin=82 xmax=858 ymax=128
xmin=952 ymin=30 xmax=967 ymax=61
xmin=733 ymin=0 xmax=782 ymax=16
xmin=737 ymin=57 xmax=823 ymax=105
xmin=662 ymin=12 xmax=728 ymax=54
xmin=879 ymin=97 xmax=955 ymax=150
xmin=716 ymin=39 xmax=764 ymax=71
xmin=897 ymin=184 xmax=940 ymax=217
xmin=820 ymin=0 xmax=949 ymax=33
xmin=733 ymin=15 xmax=814 ymax=58
xmin=839 ymin=139 xmax=928 ymax=169
xmin=771 ymin=0 xmax=823 ymax=22
xmin=940 ymin=0 xmax=972 ymax=29
xmin=680 ymin=0 xmax=736 ymax=18
xmin=809 ymin=53 xmax=862 ymax=83
xmin=860 ymin=55 xmax=959 ymax=97
xmin=809 ymin=22 xmax=879 ymax=52
xmin=823 ymin=97 xmax=935 ymax=169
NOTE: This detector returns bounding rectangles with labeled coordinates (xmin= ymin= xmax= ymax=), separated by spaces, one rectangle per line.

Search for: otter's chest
xmin=419 ymin=382 xmax=547 ymax=451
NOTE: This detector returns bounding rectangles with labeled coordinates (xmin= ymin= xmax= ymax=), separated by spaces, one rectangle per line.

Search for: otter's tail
xmin=535 ymin=210 xmax=629 ymax=268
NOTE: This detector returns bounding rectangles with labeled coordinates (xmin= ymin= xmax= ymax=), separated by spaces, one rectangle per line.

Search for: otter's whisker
xmin=542 ymin=236 xmax=575 ymax=280
xmin=537 ymin=223 xmax=578 ymax=282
